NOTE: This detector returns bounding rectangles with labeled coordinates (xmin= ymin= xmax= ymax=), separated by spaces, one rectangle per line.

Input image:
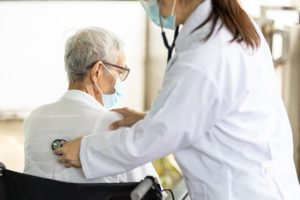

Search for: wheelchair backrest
xmin=0 ymin=162 xmax=162 ymax=200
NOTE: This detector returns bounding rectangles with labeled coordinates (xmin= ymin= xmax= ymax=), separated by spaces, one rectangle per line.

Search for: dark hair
xmin=193 ymin=0 xmax=260 ymax=49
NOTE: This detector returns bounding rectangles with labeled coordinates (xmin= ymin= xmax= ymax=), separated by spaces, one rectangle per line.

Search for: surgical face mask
xmin=102 ymin=78 xmax=123 ymax=110
xmin=94 ymin=66 xmax=123 ymax=110
xmin=140 ymin=0 xmax=177 ymax=30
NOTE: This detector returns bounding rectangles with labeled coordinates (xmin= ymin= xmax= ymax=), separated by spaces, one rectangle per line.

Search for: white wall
xmin=241 ymin=0 xmax=293 ymax=14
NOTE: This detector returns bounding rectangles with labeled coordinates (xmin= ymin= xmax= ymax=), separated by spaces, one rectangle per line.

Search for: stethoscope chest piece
xmin=51 ymin=139 xmax=67 ymax=151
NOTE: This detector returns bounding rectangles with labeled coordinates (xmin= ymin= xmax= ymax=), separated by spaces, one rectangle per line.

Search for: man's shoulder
xmin=27 ymin=102 xmax=57 ymax=119
xmin=92 ymin=110 xmax=123 ymax=126
xmin=22 ymin=102 xmax=58 ymax=135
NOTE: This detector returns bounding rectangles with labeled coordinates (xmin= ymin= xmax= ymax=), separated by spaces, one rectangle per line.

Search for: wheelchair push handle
xmin=130 ymin=176 xmax=161 ymax=200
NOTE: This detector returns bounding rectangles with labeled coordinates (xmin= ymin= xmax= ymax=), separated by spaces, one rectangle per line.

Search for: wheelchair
xmin=0 ymin=162 xmax=162 ymax=200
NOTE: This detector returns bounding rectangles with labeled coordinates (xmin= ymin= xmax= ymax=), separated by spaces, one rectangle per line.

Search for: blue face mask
xmin=94 ymin=66 xmax=123 ymax=110
xmin=140 ymin=0 xmax=177 ymax=30
xmin=102 ymin=78 xmax=123 ymax=110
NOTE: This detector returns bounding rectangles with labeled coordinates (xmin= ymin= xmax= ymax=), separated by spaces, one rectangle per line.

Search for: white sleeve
xmin=80 ymin=64 xmax=230 ymax=179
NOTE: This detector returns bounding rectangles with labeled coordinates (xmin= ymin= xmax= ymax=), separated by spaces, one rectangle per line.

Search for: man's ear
xmin=89 ymin=61 xmax=103 ymax=83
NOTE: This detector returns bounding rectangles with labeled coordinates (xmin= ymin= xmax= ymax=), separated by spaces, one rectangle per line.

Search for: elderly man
xmin=23 ymin=27 xmax=159 ymax=183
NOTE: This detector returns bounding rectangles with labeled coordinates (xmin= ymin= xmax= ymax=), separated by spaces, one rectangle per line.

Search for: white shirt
xmin=79 ymin=0 xmax=300 ymax=199
xmin=23 ymin=90 xmax=159 ymax=183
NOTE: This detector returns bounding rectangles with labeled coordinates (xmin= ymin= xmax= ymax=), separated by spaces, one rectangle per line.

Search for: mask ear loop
xmin=93 ymin=63 xmax=104 ymax=101
xmin=159 ymin=0 xmax=179 ymax=62
xmin=93 ymin=81 xmax=103 ymax=95
xmin=170 ymin=0 xmax=176 ymax=16
xmin=93 ymin=80 xmax=107 ymax=107
xmin=102 ymin=64 xmax=118 ymax=81
xmin=102 ymin=64 xmax=120 ymax=95
xmin=98 ymin=63 xmax=121 ymax=96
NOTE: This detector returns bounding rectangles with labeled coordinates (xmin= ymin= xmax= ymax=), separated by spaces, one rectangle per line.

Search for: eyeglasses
xmin=102 ymin=61 xmax=130 ymax=81
xmin=86 ymin=60 xmax=130 ymax=81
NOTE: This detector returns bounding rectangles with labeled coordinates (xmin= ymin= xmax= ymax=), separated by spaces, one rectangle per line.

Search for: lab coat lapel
xmin=166 ymin=0 xmax=213 ymax=72
xmin=175 ymin=0 xmax=213 ymax=53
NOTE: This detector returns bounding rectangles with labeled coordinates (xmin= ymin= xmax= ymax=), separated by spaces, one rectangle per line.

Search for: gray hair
xmin=64 ymin=27 xmax=124 ymax=83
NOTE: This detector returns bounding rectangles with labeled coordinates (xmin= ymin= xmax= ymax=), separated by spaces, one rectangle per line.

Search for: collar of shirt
xmin=175 ymin=0 xmax=213 ymax=53
xmin=59 ymin=89 xmax=106 ymax=111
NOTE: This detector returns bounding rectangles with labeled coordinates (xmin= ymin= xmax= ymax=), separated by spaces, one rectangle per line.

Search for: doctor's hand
xmin=109 ymin=107 xmax=146 ymax=130
xmin=54 ymin=137 xmax=82 ymax=168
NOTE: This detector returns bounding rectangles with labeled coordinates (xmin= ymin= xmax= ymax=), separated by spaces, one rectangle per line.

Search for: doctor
xmin=55 ymin=0 xmax=300 ymax=199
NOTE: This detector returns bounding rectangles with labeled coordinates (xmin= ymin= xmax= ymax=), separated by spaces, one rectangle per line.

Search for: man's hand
xmin=54 ymin=137 xmax=82 ymax=168
xmin=109 ymin=107 xmax=146 ymax=130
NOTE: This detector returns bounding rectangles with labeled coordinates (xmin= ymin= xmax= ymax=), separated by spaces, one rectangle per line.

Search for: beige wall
xmin=283 ymin=26 xmax=300 ymax=176
xmin=144 ymin=22 xmax=169 ymax=110
xmin=144 ymin=20 xmax=184 ymax=110
xmin=0 ymin=120 xmax=24 ymax=172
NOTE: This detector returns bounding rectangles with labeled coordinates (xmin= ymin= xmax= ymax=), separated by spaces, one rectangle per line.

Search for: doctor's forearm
xmin=79 ymin=121 xmax=181 ymax=179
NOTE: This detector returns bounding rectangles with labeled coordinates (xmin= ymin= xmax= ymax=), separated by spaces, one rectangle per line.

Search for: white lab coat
xmin=79 ymin=0 xmax=300 ymax=199
xmin=23 ymin=90 xmax=159 ymax=183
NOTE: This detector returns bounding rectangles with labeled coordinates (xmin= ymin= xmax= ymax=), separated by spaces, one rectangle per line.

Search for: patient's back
xmin=23 ymin=90 xmax=159 ymax=183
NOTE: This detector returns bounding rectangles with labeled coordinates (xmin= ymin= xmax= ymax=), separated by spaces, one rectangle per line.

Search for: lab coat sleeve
xmin=80 ymin=63 xmax=230 ymax=179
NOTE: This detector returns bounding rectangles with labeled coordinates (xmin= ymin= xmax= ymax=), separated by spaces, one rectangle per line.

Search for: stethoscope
xmin=51 ymin=139 xmax=67 ymax=151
